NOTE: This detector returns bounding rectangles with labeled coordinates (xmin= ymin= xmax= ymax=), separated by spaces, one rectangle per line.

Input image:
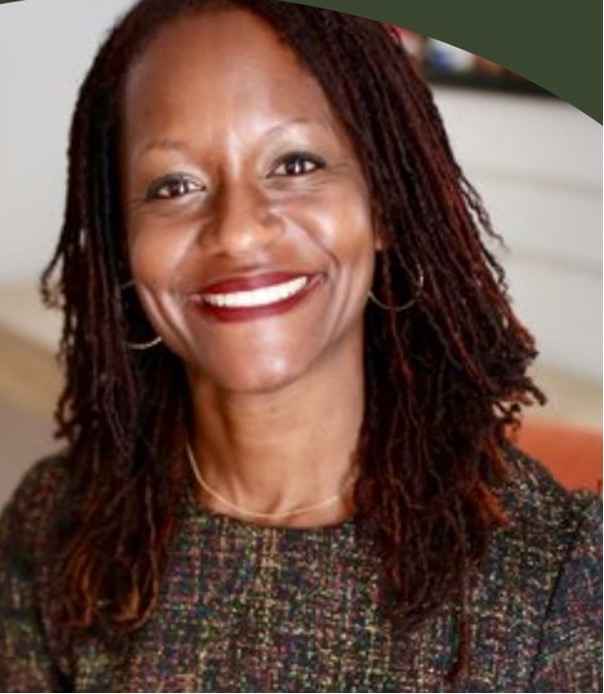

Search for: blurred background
xmin=0 ymin=1 xmax=601 ymax=506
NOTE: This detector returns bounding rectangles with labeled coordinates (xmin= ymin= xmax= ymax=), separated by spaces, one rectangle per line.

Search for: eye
xmin=146 ymin=173 xmax=204 ymax=201
xmin=272 ymin=152 xmax=325 ymax=177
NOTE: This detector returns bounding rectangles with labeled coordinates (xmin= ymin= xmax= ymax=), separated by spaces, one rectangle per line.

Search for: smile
xmin=190 ymin=273 xmax=323 ymax=323
xmin=202 ymin=275 xmax=309 ymax=308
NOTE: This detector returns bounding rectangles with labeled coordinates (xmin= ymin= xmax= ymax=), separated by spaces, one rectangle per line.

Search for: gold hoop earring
xmin=120 ymin=280 xmax=163 ymax=350
xmin=368 ymin=262 xmax=424 ymax=312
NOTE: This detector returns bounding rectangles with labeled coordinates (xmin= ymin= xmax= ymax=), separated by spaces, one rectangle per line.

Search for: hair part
xmin=42 ymin=0 xmax=544 ymax=683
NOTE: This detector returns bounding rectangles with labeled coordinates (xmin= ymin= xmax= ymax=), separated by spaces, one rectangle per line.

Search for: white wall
xmin=0 ymin=0 xmax=601 ymax=383
xmin=0 ymin=0 xmax=134 ymax=280
xmin=433 ymin=89 xmax=601 ymax=383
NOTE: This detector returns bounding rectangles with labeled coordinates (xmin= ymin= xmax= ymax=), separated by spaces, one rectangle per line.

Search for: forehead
xmin=121 ymin=8 xmax=338 ymax=145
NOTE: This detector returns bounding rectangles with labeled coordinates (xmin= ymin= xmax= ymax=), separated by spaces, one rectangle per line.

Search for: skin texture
xmin=120 ymin=8 xmax=382 ymax=527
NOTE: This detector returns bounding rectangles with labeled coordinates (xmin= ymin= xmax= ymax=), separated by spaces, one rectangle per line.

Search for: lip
xmin=190 ymin=272 xmax=324 ymax=323
xmin=199 ymin=271 xmax=314 ymax=294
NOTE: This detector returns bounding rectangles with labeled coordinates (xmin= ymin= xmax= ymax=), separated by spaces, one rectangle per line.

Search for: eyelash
xmin=146 ymin=174 xmax=203 ymax=201
xmin=271 ymin=152 xmax=325 ymax=177
xmin=145 ymin=152 xmax=325 ymax=201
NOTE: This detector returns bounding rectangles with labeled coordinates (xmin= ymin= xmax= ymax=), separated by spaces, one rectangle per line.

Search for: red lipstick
xmin=200 ymin=271 xmax=310 ymax=294
xmin=190 ymin=272 xmax=324 ymax=323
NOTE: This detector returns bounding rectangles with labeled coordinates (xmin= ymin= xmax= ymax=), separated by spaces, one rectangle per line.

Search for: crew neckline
xmin=182 ymin=479 xmax=359 ymax=537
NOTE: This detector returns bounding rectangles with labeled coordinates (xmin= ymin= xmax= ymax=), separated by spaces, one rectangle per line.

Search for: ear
xmin=371 ymin=209 xmax=393 ymax=251
xmin=373 ymin=228 xmax=389 ymax=253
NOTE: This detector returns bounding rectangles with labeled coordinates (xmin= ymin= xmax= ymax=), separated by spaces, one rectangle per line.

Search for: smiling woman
xmin=0 ymin=0 xmax=601 ymax=692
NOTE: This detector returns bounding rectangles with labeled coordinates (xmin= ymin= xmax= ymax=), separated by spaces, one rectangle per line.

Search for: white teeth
xmin=202 ymin=276 xmax=309 ymax=308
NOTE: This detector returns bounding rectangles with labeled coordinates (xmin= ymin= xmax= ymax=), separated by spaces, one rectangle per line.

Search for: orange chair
xmin=514 ymin=419 xmax=602 ymax=494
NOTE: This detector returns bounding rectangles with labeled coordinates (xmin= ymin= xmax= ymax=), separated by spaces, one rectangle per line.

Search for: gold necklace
xmin=186 ymin=442 xmax=355 ymax=520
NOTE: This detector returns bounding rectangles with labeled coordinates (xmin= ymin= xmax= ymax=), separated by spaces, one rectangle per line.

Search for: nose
xmin=200 ymin=178 xmax=283 ymax=256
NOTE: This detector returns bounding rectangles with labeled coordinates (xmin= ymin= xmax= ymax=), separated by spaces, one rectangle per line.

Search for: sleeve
xmin=530 ymin=492 xmax=603 ymax=693
xmin=0 ymin=457 xmax=72 ymax=692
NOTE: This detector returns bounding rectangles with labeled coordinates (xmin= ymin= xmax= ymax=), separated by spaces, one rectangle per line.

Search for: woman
xmin=0 ymin=0 xmax=601 ymax=691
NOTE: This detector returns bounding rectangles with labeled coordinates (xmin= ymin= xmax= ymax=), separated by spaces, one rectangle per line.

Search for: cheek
xmin=276 ymin=183 xmax=376 ymax=264
xmin=341 ymin=196 xmax=376 ymax=256
xmin=316 ymin=195 xmax=376 ymax=276
xmin=126 ymin=217 xmax=191 ymax=286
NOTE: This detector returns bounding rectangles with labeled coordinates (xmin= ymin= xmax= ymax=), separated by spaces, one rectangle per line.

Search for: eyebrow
xmin=263 ymin=117 xmax=334 ymax=138
xmin=135 ymin=117 xmax=336 ymax=161
xmin=135 ymin=137 xmax=191 ymax=161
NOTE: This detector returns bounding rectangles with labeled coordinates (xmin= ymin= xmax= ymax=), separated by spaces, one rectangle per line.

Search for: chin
xmin=196 ymin=354 xmax=309 ymax=395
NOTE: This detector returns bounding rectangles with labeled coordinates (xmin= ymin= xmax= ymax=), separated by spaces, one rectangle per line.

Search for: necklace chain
xmin=186 ymin=442 xmax=355 ymax=520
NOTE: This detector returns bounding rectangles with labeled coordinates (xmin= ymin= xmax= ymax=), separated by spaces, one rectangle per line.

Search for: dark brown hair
xmin=41 ymin=0 xmax=544 ymax=682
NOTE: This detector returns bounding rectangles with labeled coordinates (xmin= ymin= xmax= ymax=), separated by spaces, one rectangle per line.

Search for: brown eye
xmin=272 ymin=152 xmax=324 ymax=177
xmin=147 ymin=174 xmax=203 ymax=200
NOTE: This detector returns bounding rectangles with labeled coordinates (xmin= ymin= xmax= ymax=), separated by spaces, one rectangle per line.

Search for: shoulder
xmin=478 ymin=444 xmax=601 ymax=609
xmin=0 ymin=452 xmax=71 ymax=556
xmin=469 ymin=447 xmax=602 ymax=689
xmin=487 ymin=444 xmax=601 ymax=631
xmin=0 ymin=455 xmax=75 ymax=689
xmin=498 ymin=449 xmax=603 ymax=691
xmin=498 ymin=445 xmax=602 ymax=555
xmin=0 ymin=452 xmax=72 ymax=627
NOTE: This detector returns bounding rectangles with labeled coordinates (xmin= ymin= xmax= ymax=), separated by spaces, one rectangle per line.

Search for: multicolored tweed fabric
xmin=0 ymin=449 xmax=601 ymax=692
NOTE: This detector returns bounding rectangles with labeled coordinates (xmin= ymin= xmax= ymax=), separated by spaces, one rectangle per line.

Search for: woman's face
xmin=120 ymin=8 xmax=380 ymax=393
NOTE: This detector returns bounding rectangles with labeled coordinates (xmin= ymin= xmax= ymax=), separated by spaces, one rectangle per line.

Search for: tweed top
xmin=0 ymin=448 xmax=601 ymax=692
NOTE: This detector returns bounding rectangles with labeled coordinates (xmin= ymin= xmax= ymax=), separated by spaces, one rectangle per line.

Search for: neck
xmin=187 ymin=339 xmax=364 ymax=527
